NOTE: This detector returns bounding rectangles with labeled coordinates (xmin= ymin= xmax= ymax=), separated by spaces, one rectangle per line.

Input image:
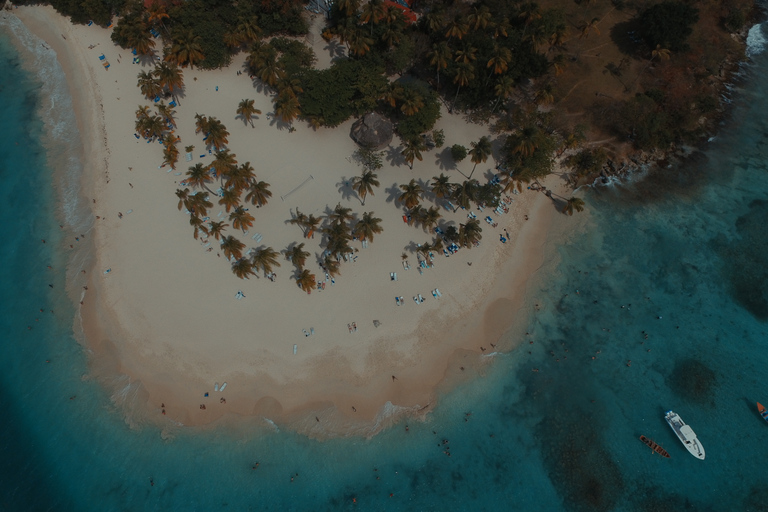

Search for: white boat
xmin=665 ymin=411 xmax=705 ymax=460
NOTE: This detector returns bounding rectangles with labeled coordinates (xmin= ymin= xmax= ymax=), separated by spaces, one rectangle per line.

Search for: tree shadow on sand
xmin=336 ymin=177 xmax=357 ymax=202
xmin=384 ymin=145 xmax=407 ymax=168
xmin=323 ymin=39 xmax=347 ymax=61
xmin=383 ymin=183 xmax=401 ymax=204
xmin=434 ymin=147 xmax=458 ymax=171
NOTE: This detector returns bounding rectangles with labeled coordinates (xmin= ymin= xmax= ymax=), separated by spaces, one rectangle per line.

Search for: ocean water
xmin=1 ymin=15 xmax=768 ymax=512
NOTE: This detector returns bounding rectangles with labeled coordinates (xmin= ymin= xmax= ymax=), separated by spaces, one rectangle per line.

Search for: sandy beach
xmin=10 ymin=6 xmax=566 ymax=436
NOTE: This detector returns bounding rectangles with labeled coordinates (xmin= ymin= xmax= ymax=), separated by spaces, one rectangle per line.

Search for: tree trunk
xmin=451 ymin=86 xmax=461 ymax=113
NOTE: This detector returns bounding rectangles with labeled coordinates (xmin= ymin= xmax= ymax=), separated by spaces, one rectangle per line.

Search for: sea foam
xmin=746 ymin=22 xmax=767 ymax=57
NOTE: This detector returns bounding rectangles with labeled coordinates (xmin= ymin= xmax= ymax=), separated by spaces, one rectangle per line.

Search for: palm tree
xmin=137 ymin=70 xmax=162 ymax=99
xmin=328 ymin=203 xmax=354 ymax=226
xmin=459 ymin=218 xmax=483 ymax=247
xmin=206 ymin=118 xmax=230 ymax=151
xmin=155 ymin=62 xmax=184 ymax=104
xmin=231 ymin=258 xmax=255 ymax=279
xmin=156 ymin=102 xmax=177 ymax=129
xmin=492 ymin=75 xmax=515 ymax=113
xmin=519 ymin=2 xmax=542 ymax=31
xmin=468 ymin=136 xmax=492 ymax=178
xmin=445 ymin=16 xmax=469 ymax=39
xmin=454 ymin=44 xmax=477 ymax=64
xmin=535 ymin=84 xmax=555 ymax=105
xmin=431 ymin=173 xmax=453 ymax=199
xmin=210 ymin=149 xmax=237 ymax=181
xmin=284 ymin=243 xmax=310 ymax=268
xmin=399 ymin=88 xmax=424 ymax=116
xmin=347 ymin=26 xmax=374 ymax=56
xmin=352 ymin=170 xmax=380 ymax=205
xmin=409 ymin=205 xmax=426 ymax=227
xmin=651 ymin=44 xmax=671 ymax=62
xmin=208 ymin=220 xmax=229 ymax=240
xmin=562 ymin=196 xmax=586 ymax=215
xmin=236 ymin=16 xmax=262 ymax=45
xmin=163 ymin=141 xmax=180 ymax=169
xmin=251 ymin=246 xmax=281 ymax=276
xmin=422 ymin=206 xmax=442 ymax=231
xmin=227 ymin=162 xmax=255 ymax=194
xmin=136 ymin=105 xmax=150 ymax=121
xmin=304 ymin=214 xmax=322 ymax=238
xmin=188 ymin=193 xmax=213 ymax=217
xmin=176 ymin=188 xmax=191 ymax=211
xmin=360 ymin=0 xmax=386 ymax=30
xmin=236 ymin=99 xmax=261 ymax=127
xmin=185 ymin=163 xmax=214 ymax=193
xmin=580 ymin=18 xmax=601 ymax=39
xmin=255 ymin=51 xmax=285 ymax=88
xmin=452 ymin=179 xmax=479 ymax=210
xmin=487 ymin=45 xmax=512 ymax=75
xmin=452 ymin=62 xmax=475 ymax=112
xmin=189 ymin=215 xmax=209 ymax=239
xmin=244 ymin=180 xmax=272 ymax=207
xmin=194 ymin=113 xmax=210 ymax=135
xmin=289 ymin=208 xmax=309 ymax=235
xmin=220 ymin=235 xmax=245 ymax=260
xmin=296 ymin=269 xmax=316 ymax=294
xmin=398 ymin=179 xmax=423 ymax=209
xmin=166 ymin=28 xmax=205 ymax=68
xmin=353 ymin=211 xmax=383 ymax=242
xmin=274 ymin=92 xmax=301 ymax=123
xmin=427 ymin=42 xmax=451 ymax=87
xmin=218 ymin=188 xmax=240 ymax=213
xmin=401 ymin=137 xmax=427 ymax=170
xmin=229 ymin=206 xmax=255 ymax=233
xmin=510 ymin=126 xmax=541 ymax=157
xmin=323 ymin=254 xmax=341 ymax=278
xmin=467 ymin=5 xmax=492 ymax=31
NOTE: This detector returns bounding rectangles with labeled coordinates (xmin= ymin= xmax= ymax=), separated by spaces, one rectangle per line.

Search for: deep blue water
xmin=1 ymin=14 xmax=768 ymax=512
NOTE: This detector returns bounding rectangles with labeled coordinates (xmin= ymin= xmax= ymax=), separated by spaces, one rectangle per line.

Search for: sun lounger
xmin=293 ymin=344 xmax=297 ymax=355
xmin=402 ymin=261 xmax=409 ymax=270
xmin=390 ymin=272 xmax=397 ymax=281
xmin=432 ymin=290 xmax=438 ymax=298
xmin=103 ymin=268 xmax=111 ymax=274
xmin=88 ymin=20 xmax=93 ymax=26
xmin=214 ymin=383 xmax=219 ymax=391
xmin=435 ymin=288 xmax=442 ymax=297
xmin=251 ymin=233 xmax=262 ymax=242
xmin=485 ymin=216 xmax=493 ymax=224
xmin=418 ymin=294 xmax=424 ymax=303
xmin=396 ymin=297 xmax=401 ymax=306
xmin=413 ymin=296 xmax=420 ymax=304
xmin=220 ymin=382 xmax=227 ymax=391
xmin=98 ymin=54 xmax=105 ymax=60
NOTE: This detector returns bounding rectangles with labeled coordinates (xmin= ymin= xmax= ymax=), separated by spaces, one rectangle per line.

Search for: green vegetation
xmin=638 ymin=1 xmax=700 ymax=52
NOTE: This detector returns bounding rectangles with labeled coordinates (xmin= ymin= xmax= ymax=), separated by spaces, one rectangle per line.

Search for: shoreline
xmin=9 ymin=5 xmax=570 ymax=437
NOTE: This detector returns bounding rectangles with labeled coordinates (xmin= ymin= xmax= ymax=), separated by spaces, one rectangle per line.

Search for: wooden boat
xmin=758 ymin=402 xmax=768 ymax=423
xmin=639 ymin=435 xmax=671 ymax=458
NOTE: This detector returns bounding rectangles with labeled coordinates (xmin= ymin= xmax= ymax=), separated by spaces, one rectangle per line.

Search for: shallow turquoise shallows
xmin=1 ymin=17 xmax=767 ymax=512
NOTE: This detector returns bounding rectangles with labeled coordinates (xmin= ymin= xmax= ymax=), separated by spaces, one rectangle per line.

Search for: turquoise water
xmin=1 ymin=15 xmax=768 ymax=511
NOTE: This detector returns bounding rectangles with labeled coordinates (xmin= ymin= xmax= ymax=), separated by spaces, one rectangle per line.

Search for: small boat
xmin=639 ymin=435 xmax=671 ymax=458
xmin=758 ymin=402 xmax=768 ymax=423
xmin=665 ymin=411 xmax=705 ymax=460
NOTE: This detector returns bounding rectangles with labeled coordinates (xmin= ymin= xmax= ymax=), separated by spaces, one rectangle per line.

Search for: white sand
xmin=12 ymin=6 xmax=567 ymax=436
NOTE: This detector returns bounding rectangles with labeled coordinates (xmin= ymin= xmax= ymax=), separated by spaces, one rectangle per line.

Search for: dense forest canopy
xmin=20 ymin=0 xmax=757 ymax=185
